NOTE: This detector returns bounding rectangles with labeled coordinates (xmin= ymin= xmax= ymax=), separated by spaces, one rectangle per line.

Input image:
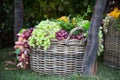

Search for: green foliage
xmin=57 ymin=20 xmax=74 ymax=32
xmin=0 ymin=0 xmax=14 ymax=47
xmin=75 ymin=18 xmax=90 ymax=32
xmin=13 ymin=49 xmax=20 ymax=60
xmin=19 ymin=28 xmax=28 ymax=34
xmin=23 ymin=0 xmax=94 ymax=27
xmin=1 ymin=0 xmax=95 ymax=47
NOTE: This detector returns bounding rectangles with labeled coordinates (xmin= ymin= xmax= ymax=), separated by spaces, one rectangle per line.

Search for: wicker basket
xmin=30 ymin=27 xmax=86 ymax=75
xmin=104 ymin=19 xmax=120 ymax=69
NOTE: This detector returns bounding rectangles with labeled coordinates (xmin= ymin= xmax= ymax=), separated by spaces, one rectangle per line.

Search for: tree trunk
xmin=14 ymin=0 xmax=23 ymax=41
xmin=83 ymin=0 xmax=107 ymax=75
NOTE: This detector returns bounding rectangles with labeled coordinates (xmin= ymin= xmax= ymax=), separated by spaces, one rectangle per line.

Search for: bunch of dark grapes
xmin=14 ymin=28 xmax=34 ymax=69
xmin=56 ymin=29 xmax=68 ymax=40
xmin=70 ymin=33 xmax=84 ymax=40
xmin=18 ymin=28 xmax=33 ymax=40
xmin=56 ymin=29 xmax=87 ymax=41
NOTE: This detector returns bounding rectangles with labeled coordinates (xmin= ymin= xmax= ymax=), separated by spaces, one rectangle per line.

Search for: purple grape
xmin=64 ymin=32 xmax=68 ymax=35
xmin=76 ymin=34 xmax=84 ymax=40
xmin=18 ymin=52 xmax=22 ymax=56
xmin=56 ymin=31 xmax=61 ymax=39
xmin=56 ymin=32 xmax=60 ymax=37
xmin=61 ymin=32 xmax=65 ymax=36
xmin=15 ymin=42 xmax=24 ymax=45
xmin=19 ymin=58 xmax=24 ymax=62
xmin=24 ymin=31 xmax=31 ymax=39
xmin=16 ymin=34 xmax=25 ymax=37
xmin=24 ymin=41 xmax=29 ymax=48
xmin=21 ymin=49 xmax=25 ymax=53
xmin=64 ymin=35 xmax=68 ymax=39
xmin=70 ymin=35 xmax=76 ymax=39
xmin=29 ymin=28 xmax=34 ymax=31
xmin=29 ymin=28 xmax=34 ymax=34
xmin=56 ymin=37 xmax=62 ymax=40
xmin=56 ymin=30 xmax=69 ymax=40
xmin=58 ymin=32 xmax=62 ymax=37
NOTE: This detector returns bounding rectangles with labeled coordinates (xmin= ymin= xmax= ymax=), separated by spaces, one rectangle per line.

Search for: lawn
xmin=0 ymin=48 xmax=120 ymax=80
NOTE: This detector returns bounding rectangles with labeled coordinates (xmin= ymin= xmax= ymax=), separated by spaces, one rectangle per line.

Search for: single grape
xmin=70 ymin=34 xmax=76 ymax=39
xmin=76 ymin=34 xmax=84 ymax=40
xmin=64 ymin=35 xmax=68 ymax=39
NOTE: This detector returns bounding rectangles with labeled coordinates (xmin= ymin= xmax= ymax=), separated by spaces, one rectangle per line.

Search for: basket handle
xmin=65 ymin=26 xmax=84 ymax=45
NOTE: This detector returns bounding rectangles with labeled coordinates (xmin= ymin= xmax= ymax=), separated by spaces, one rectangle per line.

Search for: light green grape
xmin=28 ymin=20 xmax=61 ymax=50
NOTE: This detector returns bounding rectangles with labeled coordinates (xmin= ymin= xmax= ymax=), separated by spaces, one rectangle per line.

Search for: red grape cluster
xmin=14 ymin=28 xmax=33 ymax=69
xmin=17 ymin=28 xmax=33 ymax=40
xmin=56 ymin=30 xmax=68 ymax=40
xmin=71 ymin=33 xmax=84 ymax=40
xmin=56 ymin=29 xmax=85 ymax=41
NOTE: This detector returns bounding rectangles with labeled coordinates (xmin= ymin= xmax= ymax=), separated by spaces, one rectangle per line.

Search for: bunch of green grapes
xmin=98 ymin=26 xmax=104 ymax=56
xmin=28 ymin=20 xmax=61 ymax=50
xmin=103 ymin=16 xmax=110 ymax=33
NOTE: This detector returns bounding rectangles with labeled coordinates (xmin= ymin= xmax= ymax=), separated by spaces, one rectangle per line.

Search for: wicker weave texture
xmin=30 ymin=39 xmax=85 ymax=75
xmin=104 ymin=23 xmax=120 ymax=69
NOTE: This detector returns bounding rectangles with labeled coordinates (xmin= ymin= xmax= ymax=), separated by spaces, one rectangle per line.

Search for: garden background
xmin=0 ymin=0 xmax=120 ymax=80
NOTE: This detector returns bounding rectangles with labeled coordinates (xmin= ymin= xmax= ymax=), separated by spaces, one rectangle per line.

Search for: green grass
xmin=0 ymin=48 xmax=120 ymax=80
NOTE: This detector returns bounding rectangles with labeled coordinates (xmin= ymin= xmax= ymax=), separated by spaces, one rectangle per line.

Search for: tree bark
xmin=14 ymin=0 xmax=23 ymax=41
xmin=83 ymin=0 xmax=107 ymax=75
